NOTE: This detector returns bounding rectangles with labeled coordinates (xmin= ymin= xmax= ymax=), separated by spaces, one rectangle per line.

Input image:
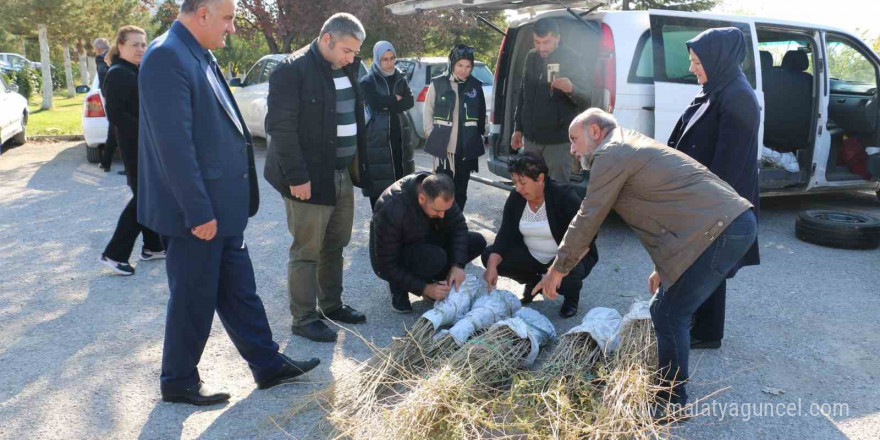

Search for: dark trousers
xmin=369 ymin=196 xmax=379 ymax=211
xmin=103 ymin=184 xmax=163 ymax=262
xmin=160 ymin=234 xmax=283 ymax=393
xmin=390 ymin=231 xmax=487 ymax=295
xmin=481 ymin=242 xmax=596 ymax=303
xmin=650 ymin=210 xmax=757 ymax=404
xmin=691 ymin=280 xmax=726 ymax=341
xmin=100 ymin=124 xmax=118 ymax=170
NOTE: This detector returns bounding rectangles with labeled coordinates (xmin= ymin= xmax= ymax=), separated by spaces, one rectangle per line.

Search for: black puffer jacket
xmin=370 ymin=172 xmax=469 ymax=294
xmin=359 ymin=68 xmax=415 ymax=197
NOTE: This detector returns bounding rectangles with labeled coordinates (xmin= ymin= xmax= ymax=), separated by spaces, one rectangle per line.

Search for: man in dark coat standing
xmin=265 ymin=13 xmax=369 ymax=343
xmin=138 ymin=0 xmax=319 ymax=406
xmin=666 ymin=27 xmax=761 ymax=350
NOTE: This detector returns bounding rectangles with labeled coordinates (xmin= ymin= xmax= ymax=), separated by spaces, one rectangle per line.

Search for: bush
xmin=5 ymin=66 xmax=38 ymax=101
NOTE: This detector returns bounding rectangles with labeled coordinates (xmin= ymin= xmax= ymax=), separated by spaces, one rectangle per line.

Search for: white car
xmin=395 ymin=57 xmax=495 ymax=147
xmin=389 ymin=1 xmax=880 ymax=199
xmin=0 ymin=75 xmax=28 ymax=147
xmin=231 ymin=54 xmax=368 ymax=139
xmin=0 ymin=53 xmax=41 ymax=72
xmin=81 ymin=76 xmax=109 ymax=163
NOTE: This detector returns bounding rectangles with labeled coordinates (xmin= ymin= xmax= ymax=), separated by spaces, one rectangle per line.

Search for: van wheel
xmin=86 ymin=145 xmax=102 ymax=163
xmin=795 ymin=209 xmax=880 ymax=249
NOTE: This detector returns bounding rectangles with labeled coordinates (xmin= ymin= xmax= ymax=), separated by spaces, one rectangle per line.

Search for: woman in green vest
xmin=422 ymin=44 xmax=486 ymax=211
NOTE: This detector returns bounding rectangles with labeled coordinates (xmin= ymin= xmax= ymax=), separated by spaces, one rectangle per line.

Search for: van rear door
xmin=648 ymin=10 xmax=760 ymax=146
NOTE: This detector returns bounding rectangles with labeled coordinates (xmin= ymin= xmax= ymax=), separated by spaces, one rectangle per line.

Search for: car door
xmin=648 ymin=11 xmax=761 ymax=149
xmin=251 ymin=58 xmax=279 ymax=138
xmin=234 ymin=59 xmax=266 ymax=134
xmin=0 ymin=77 xmax=11 ymax=142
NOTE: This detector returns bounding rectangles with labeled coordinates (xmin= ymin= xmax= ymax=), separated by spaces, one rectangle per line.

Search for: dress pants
xmin=160 ymin=234 xmax=283 ymax=393
xmin=100 ymin=123 xmax=118 ymax=170
xmin=103 ymin=183 xmax=163 ymax=262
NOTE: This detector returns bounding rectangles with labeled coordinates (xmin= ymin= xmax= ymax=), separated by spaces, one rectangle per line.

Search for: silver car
xmin=395 ymin=57 xmax=495 ymax=147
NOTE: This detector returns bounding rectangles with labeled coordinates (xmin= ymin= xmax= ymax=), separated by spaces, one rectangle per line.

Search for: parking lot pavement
xmin=1 ymin=141 xmax=879 ymax=440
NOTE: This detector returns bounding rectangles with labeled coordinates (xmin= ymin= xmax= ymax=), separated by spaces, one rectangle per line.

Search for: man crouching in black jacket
xmin=370 ymin=173 xmax=487 ymax=313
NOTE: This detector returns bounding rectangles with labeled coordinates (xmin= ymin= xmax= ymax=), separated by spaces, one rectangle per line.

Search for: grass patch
xmin=27 ymin=94 xmax=85 ymax=136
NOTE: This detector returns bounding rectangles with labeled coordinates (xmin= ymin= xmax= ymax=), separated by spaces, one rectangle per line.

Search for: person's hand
xmin=511 ymin=130 xmax=524 ymax=150
xmin=648 ymin=270 xmax=661 ymax=295
xmin=483 ymin=265 xmax=498 ymax=292
xmin=531 ymin=267 xmax=566 ymax=300
xmin=290 ymin=182 xmax=311 ymax=201
xmin=424 ymin=282 xmax=452 ymax=301
xmin=191 ymin=219 xmax=217 ymax=241
xmin=447 ymin=266 xmax=466 ymax=291
xmin=551 ymin=77 xmax=574 ymax=94
xmin=395 ymin=94 xmax=403 ymax=101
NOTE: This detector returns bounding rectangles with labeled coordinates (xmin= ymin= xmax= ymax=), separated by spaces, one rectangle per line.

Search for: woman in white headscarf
xmin=359 ymin=41 xmax=415 ymax=209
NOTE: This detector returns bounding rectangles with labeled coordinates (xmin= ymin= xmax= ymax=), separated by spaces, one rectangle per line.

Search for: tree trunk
xmin=20 ymin=37 xmax=27 ymax=58
xmin=87 ymin=56 xmax=97 ymax=86
xmin=63 ymin=42 xmax=75 ymax=98
xmin=622 ymin=0 xmax=631 ymax=10
xmin=79 ymin=51 xmax=89 ymax=86
xmin=39 ymin=24 xmax=53 ymax=111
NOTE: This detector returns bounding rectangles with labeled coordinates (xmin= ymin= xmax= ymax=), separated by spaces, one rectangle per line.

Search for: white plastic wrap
xmin=564 ymin=307 xmax=622 ymax=353
xmin=420 ymin=275 xmax=482 ymax=331
xmin=761 ymin=146 xmax=799 ymax=173
xmin=436 ymin=289 xmax=521 ymax=346
xmin=622 ymin=300 xmax=652 ymax=324
xmin=491 ymin=308 xmax=556 ymax=366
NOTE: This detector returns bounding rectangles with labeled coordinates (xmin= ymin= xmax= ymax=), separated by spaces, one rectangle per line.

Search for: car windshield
xmin=472 ymin=64 xmax=494 ymax=85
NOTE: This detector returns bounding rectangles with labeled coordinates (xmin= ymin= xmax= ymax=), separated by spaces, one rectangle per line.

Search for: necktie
xmin=205 ymin=53 xmax=243 ymax=134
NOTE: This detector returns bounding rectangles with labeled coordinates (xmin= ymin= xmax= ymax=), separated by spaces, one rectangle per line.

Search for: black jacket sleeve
xmin=266 ymin=60 xmax=310 ymax=186
xmin=373 ymin=205 xmax=429 ymax=294
xmin=362 ymin=75 xmax=415 ymax=114
xmin=491 ymin=190 xmax=523 ymax=256
xmin=446 ymin=203 xmax=470 ymax=266
xmin=391 ymin=77 xmax=414 ymax=113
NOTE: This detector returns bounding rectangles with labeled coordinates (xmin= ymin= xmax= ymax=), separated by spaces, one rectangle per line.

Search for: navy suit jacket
xmin=137 ymin=21 xmax=259 ymax=238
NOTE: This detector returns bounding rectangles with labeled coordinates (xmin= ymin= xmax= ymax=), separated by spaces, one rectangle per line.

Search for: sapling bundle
xmin=501 ymin=308 xmax=623 ymax=439
xmin=592 ymin=301 xmax=673 ymax=439
xmin=426 ymin=288 xmax=522 ymax=363
xmin=383 ymin=308 xmax=556 ymax=440
xmin=316 ymin=276 xmax=482 ymax=435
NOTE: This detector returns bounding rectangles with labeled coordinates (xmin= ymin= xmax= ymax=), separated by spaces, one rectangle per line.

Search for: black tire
xmin=795 ymin=209 xmax=880 ymax=249
xmin=11 ymin=113 xmax=26 ymax=145
xmin=86 ymin=144 xmax=102 ymax=163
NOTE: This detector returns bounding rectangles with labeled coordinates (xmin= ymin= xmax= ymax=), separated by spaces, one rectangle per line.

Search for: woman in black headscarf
xmin=665 ymin=27 xmax=761 ymax=350
xmin=359 ymin=41 xmax=415 ymax=209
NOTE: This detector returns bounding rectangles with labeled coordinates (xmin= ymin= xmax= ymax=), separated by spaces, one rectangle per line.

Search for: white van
xmin=388 ymin=1 xmax=880 ymax=199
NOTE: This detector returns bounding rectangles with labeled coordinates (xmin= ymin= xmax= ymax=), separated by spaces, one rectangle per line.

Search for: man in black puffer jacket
xmin=370 ymin=172 xmax=486 ymax=313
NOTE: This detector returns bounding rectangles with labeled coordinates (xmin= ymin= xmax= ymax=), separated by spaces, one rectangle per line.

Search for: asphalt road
xmin=1 ymin=141 xmax=878 ymax=440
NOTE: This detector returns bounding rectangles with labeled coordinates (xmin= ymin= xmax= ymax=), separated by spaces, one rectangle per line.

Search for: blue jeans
xmin=650 ymin=209 xmax=757 ymax=404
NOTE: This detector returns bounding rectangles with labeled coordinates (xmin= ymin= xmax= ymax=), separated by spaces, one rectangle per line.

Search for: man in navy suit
xmin=138 ymin=0 xmax=319 ymax=406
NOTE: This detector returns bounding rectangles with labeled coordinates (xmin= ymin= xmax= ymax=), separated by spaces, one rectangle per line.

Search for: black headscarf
xmin=686 ymin=27 xmax=746 ymax=98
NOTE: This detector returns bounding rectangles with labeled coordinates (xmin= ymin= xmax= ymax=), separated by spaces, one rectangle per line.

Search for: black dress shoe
xmin=117 ymin=170 xmax=126 ymax=175
xmin=559 ymin=298 xmax=578 ymax=318
xmin=320 ymin=304 xmax=366 ymax=324
xmin=162 ymin=381 xmax=230 ymax=406
xmin=520 ymin=284 xmax=536 ymax=305
xmin=257 ymin=354 xmax=320 ymax=390
xmin=690 ymin=338 xmax=722 ymax=349
xmin=291 ymin=320 xmax=337 ymax=342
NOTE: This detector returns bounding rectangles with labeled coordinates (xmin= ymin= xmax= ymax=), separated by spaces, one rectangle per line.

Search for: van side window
xmin=826 ymin=37 xmax=878 ymax=93
xmin=650 ymin=17 xmax=756 ymax=89
xmin=629 ymin=31 xmax=653 ymax=84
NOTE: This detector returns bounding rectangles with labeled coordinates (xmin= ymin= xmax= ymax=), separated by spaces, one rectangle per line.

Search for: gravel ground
xmin=1 ymin=141 xmax=879 ymax=440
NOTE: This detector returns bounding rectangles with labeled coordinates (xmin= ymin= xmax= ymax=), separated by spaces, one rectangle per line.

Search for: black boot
xmin=559 ymin=293 xmax=579 ymax=318
xmin=390 ymin=285 xmax=413 ymax=314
